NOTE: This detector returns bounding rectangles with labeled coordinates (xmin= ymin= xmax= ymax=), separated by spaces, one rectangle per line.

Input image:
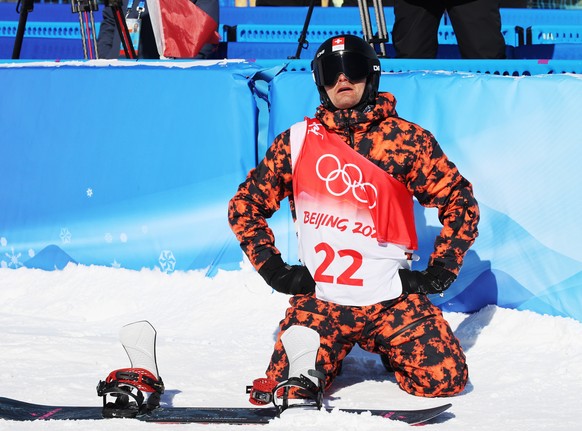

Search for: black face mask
xmin=312 ymin=52 xmax=372 ymax=87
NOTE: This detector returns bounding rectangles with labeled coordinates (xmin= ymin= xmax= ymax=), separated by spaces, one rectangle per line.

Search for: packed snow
xmin=1 ymin=264 xmax=581 ymax=430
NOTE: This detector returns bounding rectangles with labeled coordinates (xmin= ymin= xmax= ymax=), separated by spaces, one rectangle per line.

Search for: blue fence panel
xmin=0 ymin=61 xmax=260 ymax=275
xmin=3 ymin=5 xmax=582 ymax=60
xmin=0 ymin=20 xmax=92 ymax=38
xmin=527 ymin=24 xmax=582 ymax=44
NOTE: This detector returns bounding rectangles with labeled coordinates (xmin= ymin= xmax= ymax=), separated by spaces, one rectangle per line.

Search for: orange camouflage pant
xmin=265 ymin=293 xmax=468 ymax=398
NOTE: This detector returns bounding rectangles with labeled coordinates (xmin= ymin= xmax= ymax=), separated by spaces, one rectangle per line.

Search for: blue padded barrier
xmin=499 ymin=7 xmax=582 ymax=28
xmin=0 ymin=21 xmax=97 ymax=39
xmin=439 ymin=25 xmax=523 ymax=47
xmin=224 ymin=24 xmax=521 ymax=46
xmin=513 ymin=43 xmax=582 ymax=59
xmin=233 ymin=24 xmax=366 ymax=43
xmin=2 ymin=5 xmax=582 ymax=60
xmin=0 ymin=4 xmax=101 ymax=59
xmin=0 ymin=61 xmax=261 ymax=275
xmin=221 ymin=6 xmax=582 ymax=30
xmin=1 ymin=4 xmax=581 ymax=28
xmin=0 ymin=4 xmax=89 ymax=22
xmin=1 ymin=57 xmax=582 ymax=322
xmin=221 ymin=6 xmax=401 ymax=26
xmin=526 ymin=25 xmax=582 ymax=44
xmin=0 ymin=36 xmax=86 ymax=60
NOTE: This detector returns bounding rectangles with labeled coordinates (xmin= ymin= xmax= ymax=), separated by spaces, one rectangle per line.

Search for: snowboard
xmin=0 ymin=321 xmax=453 ymax=425
xmin=0 ymin=396 xmax=452 ymax=425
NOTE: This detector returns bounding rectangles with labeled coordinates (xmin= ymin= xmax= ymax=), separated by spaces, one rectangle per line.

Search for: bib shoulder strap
xmin=289 ymin=120 xmax=308 ymax=172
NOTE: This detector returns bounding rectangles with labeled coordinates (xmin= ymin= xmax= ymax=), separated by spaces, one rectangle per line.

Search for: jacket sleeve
xmin=407 ymin=130 xmax=480 ymax=276
xmin=228 ymin=130 xmax=294 ymax=270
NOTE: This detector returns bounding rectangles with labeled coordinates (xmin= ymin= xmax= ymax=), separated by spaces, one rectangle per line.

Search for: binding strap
xmin=246 ymin=377 xmax=278 ymax=406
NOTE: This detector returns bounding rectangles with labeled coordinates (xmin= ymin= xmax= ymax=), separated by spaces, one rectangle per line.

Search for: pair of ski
xmin=0 ymin=321 xmax=452 ymax=425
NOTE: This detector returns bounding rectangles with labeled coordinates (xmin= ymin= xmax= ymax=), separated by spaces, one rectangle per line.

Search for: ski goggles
xmin=312 ymin=52 xmax=377 ymax=87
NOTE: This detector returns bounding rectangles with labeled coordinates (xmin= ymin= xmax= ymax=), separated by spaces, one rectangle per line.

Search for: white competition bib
xmin=290 ymin=119 xmax=417 ymax=306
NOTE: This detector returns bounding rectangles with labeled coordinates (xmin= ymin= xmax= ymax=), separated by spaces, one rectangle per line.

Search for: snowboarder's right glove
xmin=399 ymin=265 xmax=456 ymax=295
xmin=258 ymin=254 xmax=316 ymax=296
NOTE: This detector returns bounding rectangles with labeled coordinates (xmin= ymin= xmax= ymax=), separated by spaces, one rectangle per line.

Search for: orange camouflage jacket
xmin=228 ymin=92 xmax=479 ymax=276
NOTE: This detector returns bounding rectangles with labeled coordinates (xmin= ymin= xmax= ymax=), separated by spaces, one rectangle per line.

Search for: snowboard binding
xmin=247 ymin=325 xmax=325 ymax=415
xmin=272 ymin=369 xmax=325 ymax=415
xmin=97 ymin=367 xmax=165 ymax=418
xmin=246 ymin=370 xmax=325 ymax=415
xmin=97 ymin=321 xmax=164 ymax=418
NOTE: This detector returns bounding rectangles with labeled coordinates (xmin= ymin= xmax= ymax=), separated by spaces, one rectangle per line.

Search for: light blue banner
xmin=1 ymin=61 xmax=582 ymax=323
xmin=0 ymin=61 xmax=260 ymax=275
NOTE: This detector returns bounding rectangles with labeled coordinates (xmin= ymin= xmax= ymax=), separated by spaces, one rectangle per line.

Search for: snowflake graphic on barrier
xmin=60 ymin=228 xmax=72 ymax=244
xmin=159 ymin=250 xmax=176 ymax=274
xmin=5 ymin=247 xmax=23 ymax=269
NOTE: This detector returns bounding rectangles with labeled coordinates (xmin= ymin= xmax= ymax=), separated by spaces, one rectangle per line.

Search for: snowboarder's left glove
xmin=258 ymin=254 xmax=316 ymax=295
xmin=399 ymin=265 xmax=456 ymax=295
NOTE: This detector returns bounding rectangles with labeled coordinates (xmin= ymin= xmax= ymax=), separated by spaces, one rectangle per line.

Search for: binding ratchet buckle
xmin=96 ymin=368 xmax=164 ymax=418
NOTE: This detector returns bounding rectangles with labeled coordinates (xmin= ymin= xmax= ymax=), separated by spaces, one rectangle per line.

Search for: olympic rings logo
xmin=315 ymin=154 xmax=378 ymax=209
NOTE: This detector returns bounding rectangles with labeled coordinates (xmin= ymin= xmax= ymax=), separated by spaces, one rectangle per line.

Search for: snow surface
xmin=1 ymin=264 xmax=581 ymax=430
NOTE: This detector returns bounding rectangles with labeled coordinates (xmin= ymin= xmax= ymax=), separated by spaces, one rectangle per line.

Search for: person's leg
xmin=265 ymin=295 xmax=363 ymax=390
xmin=392 ymin=0 xmax=445 ymax=58
xmin=370 ymin=294 xmax=468 ymax=397
xmin=446 ymin=0 xmax=506 ymax=59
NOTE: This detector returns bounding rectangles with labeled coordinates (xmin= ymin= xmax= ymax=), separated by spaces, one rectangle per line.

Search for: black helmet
xmin=311 ymin=34 xmax=381 ymax=111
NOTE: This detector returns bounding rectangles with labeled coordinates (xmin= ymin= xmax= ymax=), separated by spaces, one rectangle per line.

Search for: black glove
xmin=399 ymin=265 xmax=457 ymax=295
xmin=258 ymin=254 xmax=316 ymax=296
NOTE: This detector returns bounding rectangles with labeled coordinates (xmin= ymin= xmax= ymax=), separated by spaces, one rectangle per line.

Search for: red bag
xmin=148 ymin=0 xmax=220 ymax=58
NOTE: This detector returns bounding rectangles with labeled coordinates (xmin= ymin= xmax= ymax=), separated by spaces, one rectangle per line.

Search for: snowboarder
xmin=228 ymin=34 xmax=479 ymax=402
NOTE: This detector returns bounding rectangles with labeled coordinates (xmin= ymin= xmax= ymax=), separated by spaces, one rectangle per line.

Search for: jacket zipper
xmin=345 ymin=112 xmax=355 ymax=148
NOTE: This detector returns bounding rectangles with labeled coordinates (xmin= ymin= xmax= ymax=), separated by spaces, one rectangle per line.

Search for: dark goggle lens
xmin=314 ymin=52 xmax=372 ymax=86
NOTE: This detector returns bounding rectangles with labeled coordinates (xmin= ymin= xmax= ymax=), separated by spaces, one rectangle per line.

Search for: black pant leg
xmin=392 ymin=0 xmax=445 ymax=58
xmin=446 ymin=0 xmax=506 ymax=59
